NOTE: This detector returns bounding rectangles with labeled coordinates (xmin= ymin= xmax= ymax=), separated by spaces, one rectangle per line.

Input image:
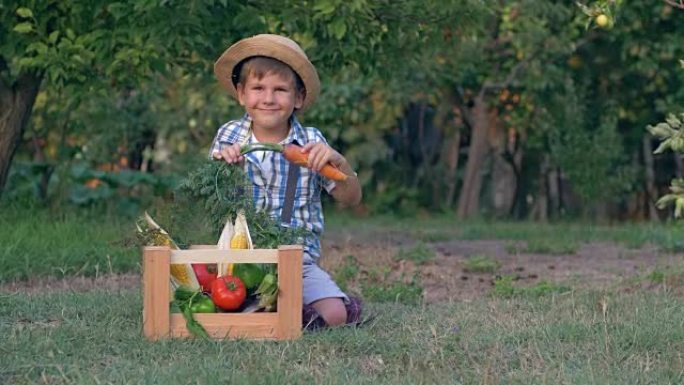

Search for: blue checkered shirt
xmin=209 ymin=114 xmax=336 ymax=263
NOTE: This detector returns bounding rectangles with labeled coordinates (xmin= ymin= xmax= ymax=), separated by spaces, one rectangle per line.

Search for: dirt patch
xmin=0 ymin=273 xmax=140 ymax=294
xmin=319 ymin=236 xmax=684 ymax=303
xmin=2 ymin=238 xmax=682 ymax=302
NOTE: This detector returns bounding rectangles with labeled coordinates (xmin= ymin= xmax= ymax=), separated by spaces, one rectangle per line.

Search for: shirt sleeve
xmin=208 ymin=120 xmax=242 ymax=159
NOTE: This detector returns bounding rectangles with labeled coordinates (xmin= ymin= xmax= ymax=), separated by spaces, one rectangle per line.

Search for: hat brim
xmin=214 ymin=34 xmax=320 ymax=113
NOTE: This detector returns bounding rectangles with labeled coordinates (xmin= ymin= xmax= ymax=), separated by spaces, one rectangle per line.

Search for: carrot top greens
xmin=173 ymin=161 xmax=308 ymax=249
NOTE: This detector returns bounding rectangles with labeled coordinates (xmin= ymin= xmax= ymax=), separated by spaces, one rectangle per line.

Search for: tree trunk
xmin=547 ymin=167 xmax=560 ymax=219
xmin=529 ymin=154 xmax=549 ymax=222
xmin=457 ymin=93 xmax=490 ymax=219
xmin=673 ymin=150 xmax=684 ymax=178
xmin=0 ymin=72 xmax=43 ymax=197
xmin=642 ymin=135 xmax=659 ymax=222
xmin=444 ymin=131 xmax=461 ymax=209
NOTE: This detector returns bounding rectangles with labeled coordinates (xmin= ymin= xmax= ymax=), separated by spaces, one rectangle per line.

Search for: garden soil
xmin=2 ymin=230 xmax=683 ymax=302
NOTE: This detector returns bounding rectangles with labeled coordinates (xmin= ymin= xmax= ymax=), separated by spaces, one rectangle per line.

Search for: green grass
xmin=512 ymin=239 xmax=579 ymax=255
xmin=327 ymin=211 xmax=684 ymax=251
xmin=463 ymin=255 xmax=501 ymax=273
xmin=393 ymin=242 xmax=435 ymax=265
xmin=492 ymin=275 xmax=572 ymax=298
xmin=0 ymin=206 xmax=139 ymax=281
xmin=1 ymin=288 xmax=682 ymax=384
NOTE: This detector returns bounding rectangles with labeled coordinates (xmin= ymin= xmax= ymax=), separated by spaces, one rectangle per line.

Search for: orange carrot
xmin=240 ymin=143 xmax=349 ymax=182
xmin=282 ymin=144 xmax=348 ymax=182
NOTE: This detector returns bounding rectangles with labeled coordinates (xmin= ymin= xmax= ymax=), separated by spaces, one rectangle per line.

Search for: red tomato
xmin=210 ymin=275 xmax=247 ymax=311
xmin=192 ymin=264 xmax=217 ymax=293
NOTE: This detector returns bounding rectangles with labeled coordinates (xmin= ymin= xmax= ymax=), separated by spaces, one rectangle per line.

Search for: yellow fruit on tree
xmin=596 ymin=14 xmax=609 ymax=28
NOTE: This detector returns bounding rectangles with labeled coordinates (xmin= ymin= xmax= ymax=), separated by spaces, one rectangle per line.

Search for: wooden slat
xmin=143 ymin=246 xmax=171 ymax=340
xmin=170 ymin=249 xmax=278 ymax=264
xmin=188 ymin=245 xmax=218 ymax=250
xmin=170 ymin=313 xmax=279 ymax=339
xmin=277 ymin=245 xmax=303 ymax=340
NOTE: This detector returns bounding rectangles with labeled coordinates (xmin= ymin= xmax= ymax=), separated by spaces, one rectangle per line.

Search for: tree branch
xmin=663 ymin=0 xmax=684 ymax=10
xmin=483 ymin=33 xmax=597 ymax=93
xmin=453 ymin=86 xmax=475 ymax=130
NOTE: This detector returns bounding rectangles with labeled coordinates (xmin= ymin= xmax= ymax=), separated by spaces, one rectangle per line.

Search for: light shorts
xmin=303 ymin=261 xmax=349 ymax=305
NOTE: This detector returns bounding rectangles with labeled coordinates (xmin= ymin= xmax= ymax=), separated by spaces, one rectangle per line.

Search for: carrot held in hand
xmin=282 ymin=144 xmax=348 ymax=182
xmin=240 ymin=143 xmax=349 ymax=182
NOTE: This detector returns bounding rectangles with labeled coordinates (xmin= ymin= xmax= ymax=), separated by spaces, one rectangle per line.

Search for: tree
xmin=0 ymin=1 xmax=254 ymax=197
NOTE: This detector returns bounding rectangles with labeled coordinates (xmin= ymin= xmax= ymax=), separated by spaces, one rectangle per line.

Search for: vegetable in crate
xmin=175 ymin=161 xmax=309 ymax=248
xmin=192 ymin=264 xmax=217 ymax=293
xmin=233 ymin=263 xmax=265 ymax=292
xmin=190 ymin=296 xmax=216 ymax=313
xmin=211 ymin=275 xmax=247 ymax=311
xmin=136 ymin=212 xmax=200 ymax=290
xmin=255 ymin=272 xmax=278 ymax=312
xmin=173 ymin=286 xmax=213 ymax=338
xmin=217 ymin=210 xmax=254 ymax=277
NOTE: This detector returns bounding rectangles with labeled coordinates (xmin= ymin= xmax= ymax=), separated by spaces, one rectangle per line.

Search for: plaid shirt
xmin=209 ymin=114 xmax=336 ymax=262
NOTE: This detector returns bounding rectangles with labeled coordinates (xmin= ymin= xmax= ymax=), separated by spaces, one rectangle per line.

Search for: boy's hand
xmin=301 ymin=142 xmax=345 ymax=172
xmin=214 ymin=143 xmax=244 ymax=164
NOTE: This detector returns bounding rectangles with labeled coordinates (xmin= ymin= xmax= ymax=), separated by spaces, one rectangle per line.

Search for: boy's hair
xmin=235 ymin=56 xmax=305 ymax=96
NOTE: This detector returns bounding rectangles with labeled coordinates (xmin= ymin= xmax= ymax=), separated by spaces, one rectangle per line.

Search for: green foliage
xmin=175 ymin=161 xmax=252 ymax=233
xmin=492 ymin=275 xmax=572 ymax=298
xmin=545 ymin=83 xmax=636 ymax=207
xmin=173 ymin=161 xmax=308 ymax=249
xmin=394 ymin=242 xmax=435 ymax=265
xmin=463 ymin=255 xmax=502 ymax=273
xmin=4 ymin=0 xmax=684 ymax=220
xmin=647 ymin=112 xmax=684 ymax=153
xmin=648 ymin=113 xmax=684 ymax=218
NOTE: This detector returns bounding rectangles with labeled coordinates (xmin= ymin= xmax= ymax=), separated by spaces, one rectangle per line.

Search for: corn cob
xmin=218 ymin=211 xmax=253 ymax=276
xmin=216 ymin=215 xmax=234 ymax=277
xmin=138 ymin=212 xmax=200 ymax=290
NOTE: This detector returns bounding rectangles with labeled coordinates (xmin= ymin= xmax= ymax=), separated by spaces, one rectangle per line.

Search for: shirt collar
xmin=240 ymin=113 xmax=306 ymax=146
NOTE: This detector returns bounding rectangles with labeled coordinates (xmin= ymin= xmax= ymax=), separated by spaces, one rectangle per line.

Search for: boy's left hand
xmin=301 ymin=142 xmax=345 ymax=172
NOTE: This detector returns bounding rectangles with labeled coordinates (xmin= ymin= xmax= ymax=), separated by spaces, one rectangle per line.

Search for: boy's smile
xmin=236 ymin=72 xmax=304 ymax=141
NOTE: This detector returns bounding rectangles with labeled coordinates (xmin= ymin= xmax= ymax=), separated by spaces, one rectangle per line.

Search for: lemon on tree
xmin=595 ymin=14 xmax=609 ymax=28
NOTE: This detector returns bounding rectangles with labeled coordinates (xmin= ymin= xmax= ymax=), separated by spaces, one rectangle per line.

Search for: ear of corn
xmin=138 ymin=211 xmax=200 ymax=290
xmin=216 ymin=215 xmax=234 ymax=277
xmin=217 ymin=210 xmax=253 ymax=276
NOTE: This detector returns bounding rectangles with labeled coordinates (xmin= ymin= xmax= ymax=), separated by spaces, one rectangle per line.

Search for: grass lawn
xmin=1 ymin=206 xmax=683 ymax=383
xmin=1 ymin=288 xmax=683 ymax=384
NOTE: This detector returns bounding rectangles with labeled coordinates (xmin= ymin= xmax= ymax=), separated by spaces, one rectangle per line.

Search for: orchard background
xmin=2 ymin=0 xmax=683 ymax=221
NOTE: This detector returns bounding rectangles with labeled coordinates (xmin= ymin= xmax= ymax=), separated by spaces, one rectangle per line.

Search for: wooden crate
xmin=142 ymin=245 xmax=302 ymax=341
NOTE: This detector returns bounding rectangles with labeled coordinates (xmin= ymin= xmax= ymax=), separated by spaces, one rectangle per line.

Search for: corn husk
xmin=217 ymin=210 xmax=253 ymax=277
xmin=138 ymin=211 xmax=200 ymax=290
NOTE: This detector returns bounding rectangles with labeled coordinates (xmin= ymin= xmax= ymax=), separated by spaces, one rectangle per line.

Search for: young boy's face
xmin=236 ymin=71 xmax=304 ymax=136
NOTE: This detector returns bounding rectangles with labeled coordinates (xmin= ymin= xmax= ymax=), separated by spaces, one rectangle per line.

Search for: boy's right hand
xmin=213 ymin=142 xmax=244 ymax=164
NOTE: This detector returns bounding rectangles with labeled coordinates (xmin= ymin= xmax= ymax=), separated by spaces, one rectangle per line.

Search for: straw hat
xmin=214 ymin=34 xmax=320 ymax=112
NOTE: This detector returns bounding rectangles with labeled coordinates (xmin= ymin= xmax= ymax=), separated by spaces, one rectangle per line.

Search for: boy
xmin=210 ymin=34 xmax=362 ymax=328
